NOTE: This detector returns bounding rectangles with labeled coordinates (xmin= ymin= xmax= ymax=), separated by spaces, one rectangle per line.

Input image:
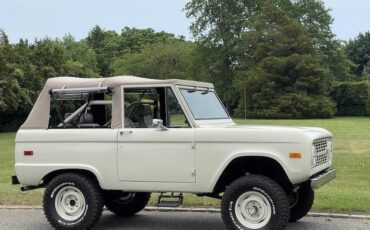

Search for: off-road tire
xmin=43 ymin=173 xmax=104 ymax=230
xmin=221 ymin=175 xmax=290 ymax=230
xmin=289 ymin=182 xmax=314 ymax=222
xmin=104 ymin=191 xmax=151 ymax=217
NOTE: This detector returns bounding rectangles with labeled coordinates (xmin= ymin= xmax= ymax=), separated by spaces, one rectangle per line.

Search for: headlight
xmin=311 ymin=145 xmax=317 ymax=168
xmin=327 ymin=140 xmax=333 ymax=164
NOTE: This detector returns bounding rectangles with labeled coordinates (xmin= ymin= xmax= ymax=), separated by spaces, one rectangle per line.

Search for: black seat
xmin=137 ymin=104 xmax=153 ymax=128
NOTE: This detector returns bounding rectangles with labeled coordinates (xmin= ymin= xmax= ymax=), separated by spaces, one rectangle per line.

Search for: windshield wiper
xmin=201 ymin=88 xmax=210 ymax=94
xmin=187 ymin=87 xmax=210 ymax=94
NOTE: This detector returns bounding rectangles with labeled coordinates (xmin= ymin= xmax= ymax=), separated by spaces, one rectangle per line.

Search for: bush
xmin=330 ymin=81 xmax=370 ymax=116
xmin=235 ymin=93 xmax=336 ymax=119
xmin=0 ymin=110 xmax=28 ymax=132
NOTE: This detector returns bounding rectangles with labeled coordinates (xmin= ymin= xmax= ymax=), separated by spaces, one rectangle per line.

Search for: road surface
xmin=0 ymin=209 xmax=369 ymax=230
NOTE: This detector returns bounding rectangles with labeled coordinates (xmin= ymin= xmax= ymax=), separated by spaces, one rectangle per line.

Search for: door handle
xmin=120 ymin=130 xmax=133 ymax=135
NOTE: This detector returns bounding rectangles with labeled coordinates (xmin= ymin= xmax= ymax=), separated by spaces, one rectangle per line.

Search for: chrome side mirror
xmin=152 ymin=119 xmax=168 ymax=131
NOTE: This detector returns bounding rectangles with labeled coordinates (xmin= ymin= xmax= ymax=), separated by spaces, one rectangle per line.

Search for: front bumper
xmin=310 ymin=168 xmax=336 ymax=190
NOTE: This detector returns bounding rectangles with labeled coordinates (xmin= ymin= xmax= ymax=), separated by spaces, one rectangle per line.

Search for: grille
xmin=312 ymin=138 xmax=331 ymax=168
xmin=315 ymin=154 xmax=328 ymax=166
xmin=313 ymin=139 xmax=328 ymax=154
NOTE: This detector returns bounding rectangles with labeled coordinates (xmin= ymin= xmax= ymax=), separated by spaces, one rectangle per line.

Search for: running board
xmin=157 ymin=193 xmax=183 ymax=207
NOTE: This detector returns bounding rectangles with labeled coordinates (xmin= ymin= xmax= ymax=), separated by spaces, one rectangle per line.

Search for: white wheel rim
xmin=55 ymin=186 xmax=86 ymax=221
xmin=235 ymin=191 xmax=272 ymax=229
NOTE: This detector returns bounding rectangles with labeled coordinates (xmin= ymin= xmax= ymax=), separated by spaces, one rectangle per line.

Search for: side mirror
xmin=152 ymin=119 xmax=168 ymax=131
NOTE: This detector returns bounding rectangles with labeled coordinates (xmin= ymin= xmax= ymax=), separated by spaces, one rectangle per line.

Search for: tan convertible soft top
xmin=21 ymin=76 xmax=213 ymax=129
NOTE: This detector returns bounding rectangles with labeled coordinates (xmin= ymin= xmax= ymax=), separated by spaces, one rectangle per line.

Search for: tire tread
xmin=289 ymin=182 xmax=314 ymax=222
xmin=43 ymin=172 xmax=104 ymax=230
xmin=221 ymin=175 xmax=289 ymax=230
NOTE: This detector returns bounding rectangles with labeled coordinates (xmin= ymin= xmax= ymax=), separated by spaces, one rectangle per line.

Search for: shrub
xmin=330 ymin=81 xmax=370 ymax=116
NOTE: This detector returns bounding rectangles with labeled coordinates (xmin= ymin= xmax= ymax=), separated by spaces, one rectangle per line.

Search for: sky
xmin=0 ymin=0 xmax=369 ymax=43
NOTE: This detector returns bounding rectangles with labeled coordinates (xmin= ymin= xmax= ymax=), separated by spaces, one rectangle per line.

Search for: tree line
xmin=1 ymin=0 xmax=370 ymax=131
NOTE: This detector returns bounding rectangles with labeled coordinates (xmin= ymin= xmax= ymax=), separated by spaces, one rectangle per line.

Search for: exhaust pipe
xmin=20 ymin=185 xmax=42 ymax=192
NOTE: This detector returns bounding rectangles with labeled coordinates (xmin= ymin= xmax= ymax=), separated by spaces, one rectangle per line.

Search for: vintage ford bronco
xmin=12 ymin=76 xmax=336 ymax=230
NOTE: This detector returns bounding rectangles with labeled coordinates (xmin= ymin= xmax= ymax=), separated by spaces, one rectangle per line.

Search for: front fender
xmin=208 ymin=151 xmax=301 ymax=192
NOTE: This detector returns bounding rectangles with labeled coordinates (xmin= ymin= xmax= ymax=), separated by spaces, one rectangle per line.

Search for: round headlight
xmin=311 ymin=145 xmax=316 ymax=167
xmin=327 ymin=140 xmax=333 ymax=164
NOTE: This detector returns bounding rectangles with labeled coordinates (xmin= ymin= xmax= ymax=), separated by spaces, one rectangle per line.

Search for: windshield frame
xmin=179 ymin=87 xmax=231 ymax=120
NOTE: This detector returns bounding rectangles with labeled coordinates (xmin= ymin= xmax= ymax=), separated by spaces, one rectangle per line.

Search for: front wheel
xmin=221 ymin=175 xmax=289 ymax=230
xmin=289 ymin=182 xmax=314 ymax=222
xmin=43 ymin=173 xmax=104 ymax=230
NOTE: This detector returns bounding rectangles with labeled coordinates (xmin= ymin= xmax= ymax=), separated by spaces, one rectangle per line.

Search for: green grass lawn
xmin=1 ymin=117 xmax=370 ymax=213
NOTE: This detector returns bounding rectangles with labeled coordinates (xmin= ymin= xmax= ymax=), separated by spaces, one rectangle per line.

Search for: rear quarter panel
xmin=15 ymin=129 xmax=118 ymax=188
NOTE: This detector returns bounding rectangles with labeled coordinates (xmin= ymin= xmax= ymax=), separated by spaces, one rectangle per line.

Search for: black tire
xmin=221 ymin=175 xmax=289 ymax=230
xmin=104 ymin=191 xmax=151 ymax=217
xmin=43 ymin=173 xmax=104 ymax=230
xmin=289 ymin=182 xmax=314 ymax=222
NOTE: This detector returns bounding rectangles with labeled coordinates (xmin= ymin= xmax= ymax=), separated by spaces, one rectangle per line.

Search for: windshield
xmin=180 ymin=89 xmax=229 ymax=120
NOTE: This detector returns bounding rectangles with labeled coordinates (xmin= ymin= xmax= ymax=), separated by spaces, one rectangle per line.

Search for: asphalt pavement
xmin=0 ymin=209 xmax=369 ymax=230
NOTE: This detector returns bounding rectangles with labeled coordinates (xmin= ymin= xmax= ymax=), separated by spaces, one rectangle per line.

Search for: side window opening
xmin=124 ymin=88 xmax=162 ymax=128
xmin=123 ymin=87 xmax=190 ymax=128
xmin=166 ymin=88 xmax=190 ymax=128
xmin=49 ymin=89 xmax=113 ymax=129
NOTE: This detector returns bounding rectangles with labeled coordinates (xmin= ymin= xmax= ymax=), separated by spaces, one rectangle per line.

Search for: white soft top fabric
xmin=43 ymin=76 xmax=213 ymax=88
xmin=21 ymin=76 xmax=213 ymax=129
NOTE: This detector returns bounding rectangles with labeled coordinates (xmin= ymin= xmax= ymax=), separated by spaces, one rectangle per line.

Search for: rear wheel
xmin=221 ymin=175 xmax=289 ymax=230
xmin=104 ymin=191 xmax=151 ymax=217
xmin=289 ymin=182 xmax=314 ymax=222
xmin=43 ymin=173 xmax=103 ymax=230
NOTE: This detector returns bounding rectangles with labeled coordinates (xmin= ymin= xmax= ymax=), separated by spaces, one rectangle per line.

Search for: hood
xmin=196 ymin=124 xmax=332 ymax=143
xmin=230 ymin=124 xmax=329 ymax=133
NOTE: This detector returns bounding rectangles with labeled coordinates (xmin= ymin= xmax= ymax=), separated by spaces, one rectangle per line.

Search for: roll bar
xmin=49 ymin=87 xmax=114 ymax=100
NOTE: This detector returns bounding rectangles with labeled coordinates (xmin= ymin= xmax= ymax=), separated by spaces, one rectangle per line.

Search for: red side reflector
xmin=24 ymin=150 xmax=33 ymax=156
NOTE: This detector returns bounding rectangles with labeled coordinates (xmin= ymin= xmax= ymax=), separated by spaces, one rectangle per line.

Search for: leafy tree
xmin=0 ymin=29 xmax=9 ymax=44
xmin=31 ymin=38 xmax=66 ymax=79
xmin=110 ymin=41 xmax=193 ymax=80
xmin=62 ymin=34 xmax=99 ymax=77
xmin=330 ymin=81 xmax=370 ymax=116
xmin=0 ymin=31 xmax=100 ymax=130
xmin=30 ymin=37 xmax=99 ymax=79
xmin=188 ymin=44 xmax=238 ymax=110
xmin=185 ymin=0 xmax=265 ymax=110
xmin=346 ymin=32 xmax=370 ymax=79
xmin=119 ymin=27 xmax=179 ymax=54
xmin=292 ymin=0 xmax=354 ymax=81
xmin=87 ymin=26 xmax=120 ymax=76
xmin=234 ymin=4 xmax=335 ymax=118
xmin=86 ymin=26 xmax=181 ymax=77
xmin=326 ymin=41 xmax=356 ymax=81
xmin=185 ymin=0 xmax=354 ymax=111
xmin=86 ymin=25 xmax=107 ymax=51
xmin=0 ymin=31 xmax=36 ymax=130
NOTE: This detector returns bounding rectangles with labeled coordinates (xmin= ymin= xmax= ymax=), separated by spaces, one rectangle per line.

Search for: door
xmin=117 ymin=86 xmax=196 ymax=183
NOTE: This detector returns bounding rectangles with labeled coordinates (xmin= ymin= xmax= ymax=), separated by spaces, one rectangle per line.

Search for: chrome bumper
xmin=310 ymin=168 xmax=336 ymax=190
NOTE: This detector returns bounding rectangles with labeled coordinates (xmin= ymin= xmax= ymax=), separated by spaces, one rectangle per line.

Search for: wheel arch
xmin=211 ymin=153 xmax=293 ymax=194
xmin=41 ymin=167 xmax=102 ymax=187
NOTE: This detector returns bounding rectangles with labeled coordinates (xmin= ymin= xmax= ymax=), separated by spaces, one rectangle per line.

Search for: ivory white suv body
xmin=12 ymin=76 xmax=336 ymax=230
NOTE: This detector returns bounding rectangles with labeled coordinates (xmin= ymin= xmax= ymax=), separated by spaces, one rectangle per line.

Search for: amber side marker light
xmin=289 ymin=152 xmax=302 ymax=159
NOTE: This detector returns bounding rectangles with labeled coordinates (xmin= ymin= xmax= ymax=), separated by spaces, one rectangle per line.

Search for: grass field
xmin=1 ymin=117 xmax=370 ymax=213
